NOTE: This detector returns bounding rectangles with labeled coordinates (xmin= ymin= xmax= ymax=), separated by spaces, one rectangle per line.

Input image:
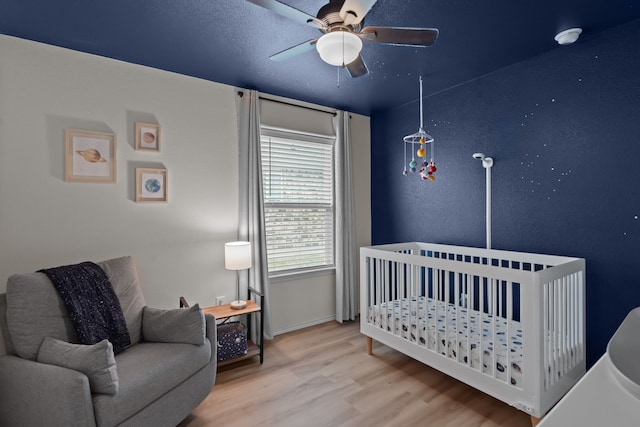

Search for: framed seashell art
xmin=64 ymin=129 xmax=117 ymax=183
xmin=135 ymin=122 xmax=160 ymax=152
xmin=135 ymin=167 xmax=168 ymax=203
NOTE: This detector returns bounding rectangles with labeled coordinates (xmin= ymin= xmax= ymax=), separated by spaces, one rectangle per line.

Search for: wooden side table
xmin=180 ymin=287 xmax=264 ymax=367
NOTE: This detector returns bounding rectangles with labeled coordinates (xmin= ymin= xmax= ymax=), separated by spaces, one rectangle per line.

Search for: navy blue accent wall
xmin=371 ymin=19 xmax=640 ymax=367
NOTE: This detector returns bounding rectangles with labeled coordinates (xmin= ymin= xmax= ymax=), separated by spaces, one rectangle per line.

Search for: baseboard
xmin=272 ymin=315 xmax=336 ymax=336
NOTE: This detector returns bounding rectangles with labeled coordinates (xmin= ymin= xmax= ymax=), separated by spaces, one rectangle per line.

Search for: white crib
xmin=360 ymin=242 xmax=586 ymax=420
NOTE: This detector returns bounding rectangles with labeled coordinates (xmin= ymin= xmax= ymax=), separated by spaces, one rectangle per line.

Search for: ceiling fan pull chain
xmin=342 ymin=31 xmax=345 ymax=67
xmin=403 ymin=138 xmax=408 ymax=175
xmin=419 ymin=75 xmax=424 ymax=130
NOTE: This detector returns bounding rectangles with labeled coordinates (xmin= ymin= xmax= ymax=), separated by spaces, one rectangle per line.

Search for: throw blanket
xmin=39 ymin=262 xmax=131 ymax=353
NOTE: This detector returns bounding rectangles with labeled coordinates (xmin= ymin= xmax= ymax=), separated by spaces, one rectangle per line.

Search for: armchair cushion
xmin=97 ymin=257 xmax=146 ymax=346
xmin=142 ymin=304 xmax=205 ymax=346
xmin=5 ymin=272 xmax=77 ymax=360
xmin=37 ymin=337 xmax=119 ymax=395
xmin=92 ymin=340 xmax=211 ymax=426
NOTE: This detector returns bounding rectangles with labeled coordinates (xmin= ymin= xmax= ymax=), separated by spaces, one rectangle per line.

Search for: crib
xmin=360 ymin=242 xmax=586 ymax=421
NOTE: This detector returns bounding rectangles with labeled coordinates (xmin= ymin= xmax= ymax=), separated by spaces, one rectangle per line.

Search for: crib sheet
xmin=367 ymin=297 xmax=524 ymax=388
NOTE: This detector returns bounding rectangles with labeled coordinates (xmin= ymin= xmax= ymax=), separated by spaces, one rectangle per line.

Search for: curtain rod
xmin=237 ymin=90 xmax=337 ymax=116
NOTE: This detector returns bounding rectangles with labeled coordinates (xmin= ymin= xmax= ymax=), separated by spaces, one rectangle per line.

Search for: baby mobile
xmin=403 ymin=76 xmax=437 ymax=181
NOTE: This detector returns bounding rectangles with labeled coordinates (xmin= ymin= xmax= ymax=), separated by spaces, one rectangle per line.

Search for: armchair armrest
xmin=0 ymin=354 xmax=96 ymax=427
xmin=204 ymin=312 xmax=217 ymax=363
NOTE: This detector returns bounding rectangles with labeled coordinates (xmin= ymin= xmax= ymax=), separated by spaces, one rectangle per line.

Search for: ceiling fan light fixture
xmin=316 ymin=31 xmax=362 ymax=66
xmin=555 ymin=28 xmax=582 ymax=45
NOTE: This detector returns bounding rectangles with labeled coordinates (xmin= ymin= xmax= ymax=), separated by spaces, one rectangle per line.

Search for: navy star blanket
xmin=39 ymin=261 xmax=131 ymax=353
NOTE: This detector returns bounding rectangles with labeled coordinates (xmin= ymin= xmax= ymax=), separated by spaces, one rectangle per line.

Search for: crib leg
xmin=530 ymin=415 xmax=542 ymax=426
xmin=366 ymin=336 xmax=373 ymax=355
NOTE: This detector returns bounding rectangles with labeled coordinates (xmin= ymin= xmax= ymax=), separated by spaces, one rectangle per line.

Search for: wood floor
xmin=178 ymin=320 xmax=531 ymax=427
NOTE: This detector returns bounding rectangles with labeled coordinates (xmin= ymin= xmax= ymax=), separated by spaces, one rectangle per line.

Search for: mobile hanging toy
xmin=402 ymin=76 xmax=437 ymax=181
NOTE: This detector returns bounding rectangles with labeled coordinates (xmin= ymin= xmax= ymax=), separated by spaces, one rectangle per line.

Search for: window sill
xmin=269 ymin=267 xmax=336 ymax=283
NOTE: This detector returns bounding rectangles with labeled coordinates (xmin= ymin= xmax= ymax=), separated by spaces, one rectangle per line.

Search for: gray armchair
xmin=0 ymin=256 xmax=216 ymax=426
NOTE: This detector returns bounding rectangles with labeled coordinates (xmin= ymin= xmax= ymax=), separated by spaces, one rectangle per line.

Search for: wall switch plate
xmin=216 ymin=296 xmax=225 ymax=306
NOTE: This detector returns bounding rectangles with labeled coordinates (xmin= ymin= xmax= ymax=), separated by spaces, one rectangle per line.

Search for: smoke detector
xmin=555 ymin=28 xmax=582 ymax=45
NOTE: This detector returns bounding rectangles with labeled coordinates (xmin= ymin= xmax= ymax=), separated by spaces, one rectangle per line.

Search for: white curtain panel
xmin=334 ymin=111 xmax=359 ymax=322
xmin=235 ymin=88 xmax=273 ymax=339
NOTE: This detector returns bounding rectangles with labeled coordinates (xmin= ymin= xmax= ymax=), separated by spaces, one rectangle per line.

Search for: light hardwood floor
xmin=179 ymin=320 xmax=531 ymax=427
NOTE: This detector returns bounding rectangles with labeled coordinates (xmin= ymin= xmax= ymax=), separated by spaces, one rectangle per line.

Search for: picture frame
xmin=136 ymin=168 xmax=168 ymax=203
xmin=135 ymin=122 xmax=161 ymax=152
xmin=65 ymin=129 xmax=117 ymax=183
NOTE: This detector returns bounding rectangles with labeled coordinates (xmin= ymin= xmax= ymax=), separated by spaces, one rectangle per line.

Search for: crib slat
xmin=391 ymin=260 xmax=396 ymax=336
xmin=552 ymin=278 xmax=558 ymax=382
xmin=397 ymin=259 xmax=405 ymax=341
xmin=492 ymin=277 xmax=498 ymax=379
xmin=558 ymin=278 xmax=563 ymax=377
xmin=550 ymin=278 xmax=555 ymax=382
xmin=556 ymin=277 xmax=561 ymax=381
xmin=506 ymin=280 xmax=513 ymax=388
xmin=454 ymin=271 xmax=461 ymax=363
xmin=479 ymin=275 xmax=485 ymax=375
xmin=384 ymin=261 xmax=402 ymax=334
xmin=550 ymin=281 xmax=556 ymax=378
xmin=561 ymin=277 xmax=565 ymax=377
xmin=411 ymin=265 xmax=420 ymax=346
xmin=409 ymin=260 xmax=415 ymax=344
xmin=556 ymin=278 xmax=563 ymax=379
xmin=470 ymin=273 xmax=476 ymax=371
xmin=544 ymin=282 xmax=550 ymax=390
xmin=570 ymin=274 xmax=577 ymax=368
xmin=552 ymin=280 xmax=557 ymax=387
xmin=573 ymin=271 xmax=579 ymax=361
xmin=435 ymin=266 xmax=442 ymax=355
xmin=378 ymin=258 xmax=385 ymax=332
xmin=466 ymin=273 xmax=472 ymax=369
xmin=445 ymin=267 xmax=451 ymax=359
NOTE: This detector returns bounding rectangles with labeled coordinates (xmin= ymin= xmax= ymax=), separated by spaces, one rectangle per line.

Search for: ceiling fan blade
xmin=360 ymin=26 xmax=439 ymax=47
xmin=247 ymin=0 xmax=324 ymax=29
xmin=346 ymin=54 xmax=368 ymax=78
xmin=340 ymin=0 xmax=377 ymax=26
xmin=269 ymin=39 xmax=318 ymax=62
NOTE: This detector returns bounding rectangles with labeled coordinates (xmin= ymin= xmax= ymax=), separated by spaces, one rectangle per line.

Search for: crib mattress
xmin=367 ymin=296 xmax=524 ymax=388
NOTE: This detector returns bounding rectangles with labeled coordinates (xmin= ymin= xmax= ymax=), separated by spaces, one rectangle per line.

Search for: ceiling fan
xmin=246 ymin=0 xmax=439 ymax=77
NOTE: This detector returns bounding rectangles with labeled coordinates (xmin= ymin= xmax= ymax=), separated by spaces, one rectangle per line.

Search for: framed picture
xmin=135 ymin=122 xmax=161 ymax=152
xmin=136 ymin=168 xmax=168 ymax=203
xmin=65 ymin=129 xmax=117 ymax=183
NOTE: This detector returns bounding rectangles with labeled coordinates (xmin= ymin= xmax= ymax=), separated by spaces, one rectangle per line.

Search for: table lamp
xmin=225 ymin=241 xmax=252 ymax=310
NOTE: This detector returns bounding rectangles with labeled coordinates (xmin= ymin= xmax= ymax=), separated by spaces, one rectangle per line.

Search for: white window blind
xmin=260 ymin=130 xmax=335 ymax=274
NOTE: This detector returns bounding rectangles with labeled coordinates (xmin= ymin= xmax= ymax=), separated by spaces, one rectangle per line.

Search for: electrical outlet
xmin=216 ymin=296 xmax=225 ymax=306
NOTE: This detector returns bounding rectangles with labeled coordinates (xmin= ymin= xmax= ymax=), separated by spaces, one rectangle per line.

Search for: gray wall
xmin=0 ymin=35 xmax=371 ymax=340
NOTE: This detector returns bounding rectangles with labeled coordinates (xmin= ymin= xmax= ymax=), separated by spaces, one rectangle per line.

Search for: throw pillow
xmin=37 ymin=337 xmax=119 ymax=395
xmin=142 ymin=304 xmax=205 ymax=346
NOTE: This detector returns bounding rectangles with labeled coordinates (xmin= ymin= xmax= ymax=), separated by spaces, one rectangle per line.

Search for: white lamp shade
xmin=316 ymin=31 xmax=363 ymax=66
xmin=224 ymin=241 xmax=252 ymax=270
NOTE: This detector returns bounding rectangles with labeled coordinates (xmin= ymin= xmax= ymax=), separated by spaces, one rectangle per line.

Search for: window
xmin=260 ymin=128 xmax=335 ymax=275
